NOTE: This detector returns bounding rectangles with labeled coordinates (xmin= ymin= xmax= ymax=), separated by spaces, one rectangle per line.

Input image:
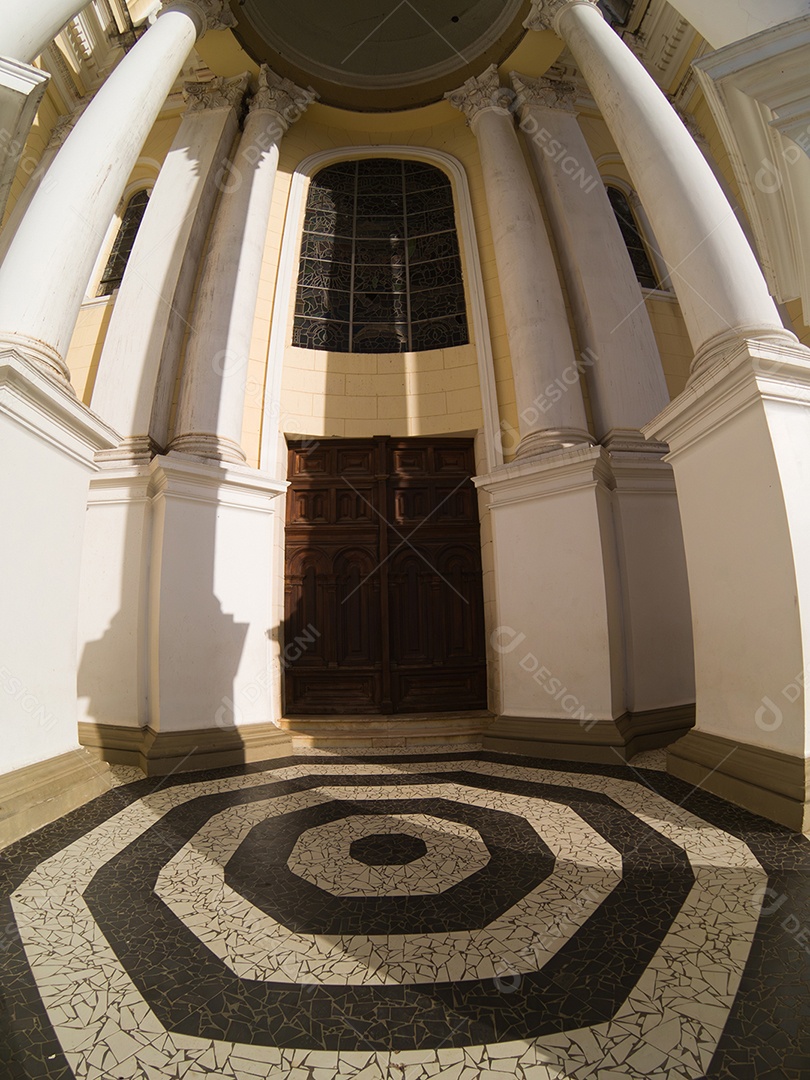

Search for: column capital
xmin=524 ymin=0 xmax=601 ymax=35
xmin=510 ymin=72 xmax=579 ymax=114
xmin=248 ymin=65 xmax=318 ymax=130
xmin=445 ymin=64 xmax=516 ymax=125
xmin=161 ymin=0 xmax=236 ymax=36
xmin=183 ymin=73 xmax=249 ymax=114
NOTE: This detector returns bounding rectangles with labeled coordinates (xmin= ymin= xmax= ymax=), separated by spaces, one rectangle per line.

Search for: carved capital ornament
xmin=183 ymin=74 xmax=249 ymax=113
xmin=445 ymin=64 xmax=516 ymax=125
xmin=509 ymin=72 xmax=579 ymax=114
xmin=248 ymin=65 xmax=318 ymax=130
xmin=524 ymin=0 xmax=601 ymax=35
xmin=162 ymin=0 xmax=237 ymax=36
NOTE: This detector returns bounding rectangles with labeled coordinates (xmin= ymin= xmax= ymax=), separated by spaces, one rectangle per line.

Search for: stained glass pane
xmin=293 ymin=158 xmax=469 ymax=353
xmin=606 ymin=185 xmax=658 ymax=290
xmin=97 ymin=189 xmax=150 ymax=297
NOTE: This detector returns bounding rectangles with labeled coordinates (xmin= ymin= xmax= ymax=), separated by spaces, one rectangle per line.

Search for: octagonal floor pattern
xmin=1 ymin=748 xmax=808 ymax=1080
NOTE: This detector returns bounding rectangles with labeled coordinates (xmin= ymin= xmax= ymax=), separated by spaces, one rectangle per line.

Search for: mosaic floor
xmin=1 ymin=747 xmax=809 ymax=1079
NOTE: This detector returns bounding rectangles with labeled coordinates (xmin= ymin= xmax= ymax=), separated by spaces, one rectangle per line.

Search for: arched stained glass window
xmin=97 ymin=189 xmax=150 ymax=297
xmin=293 ymin=158 xmax=469 ymax=353
xmin=606 ymin=184 xmax=659 ymax=290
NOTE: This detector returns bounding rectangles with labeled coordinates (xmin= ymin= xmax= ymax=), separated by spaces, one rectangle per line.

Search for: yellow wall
xmin=235 ymin=103 xmax=517 ymax=467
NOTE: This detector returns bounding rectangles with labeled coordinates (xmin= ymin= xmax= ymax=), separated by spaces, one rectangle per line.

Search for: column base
xmin=167 ymin=432 xmax=247 ymax=465
xmin=668 ymin=729 xmax=809 ymax=833
xmin=601 ymin=427 xmax=668 ymax=455
xmin=514 ymin=427 xmax=594 ymax=461
xmin=79 ymin=721 xmax=293 ymax=776
xmin=0 ymin=56 xmax=48 ymax=222
xmin=483 ymin=704 xmax=696 ymax=763
xmin=95 ymin=434 xmax=163 ymax=465
xmin=0 ymin=331 xmax=73 ymax=391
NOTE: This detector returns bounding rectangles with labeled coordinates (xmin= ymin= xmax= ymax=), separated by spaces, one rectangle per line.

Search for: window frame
xmin=291 ymin=157 xmax=470 ymax=355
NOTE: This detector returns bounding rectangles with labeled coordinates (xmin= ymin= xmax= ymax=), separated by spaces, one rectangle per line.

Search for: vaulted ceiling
xmin=229 ymin=0 xmax=532 ymax=110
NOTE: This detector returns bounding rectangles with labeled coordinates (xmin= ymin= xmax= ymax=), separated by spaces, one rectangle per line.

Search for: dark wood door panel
xmin=284 ymin=437 xmax=487 ymax=715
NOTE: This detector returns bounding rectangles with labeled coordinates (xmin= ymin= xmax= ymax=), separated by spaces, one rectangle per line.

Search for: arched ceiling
xmin=227 ymin=0 xmax=534 ymax=111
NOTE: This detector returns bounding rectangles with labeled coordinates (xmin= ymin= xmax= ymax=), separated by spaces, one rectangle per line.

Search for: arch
xmin=261 ymin=145 xmax=503 ymax=475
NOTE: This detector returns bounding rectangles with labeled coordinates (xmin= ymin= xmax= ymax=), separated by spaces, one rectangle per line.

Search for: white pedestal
xmin=475 ymin=447 xmax=628 ymax=758
xmin=645 ymin=340 xmax=810 ymax=829
xmin=609 ymin=452 xmax=695 ymax=714
xmin=77 ymin=466 xmax=153 ymax=733
xmin=0 ymin=348 xmax=117 ymax=776
xmin=142 ymin=454 xmax=290 ymax=771
xmin=0 ymin=56 xmax=48 ymax=223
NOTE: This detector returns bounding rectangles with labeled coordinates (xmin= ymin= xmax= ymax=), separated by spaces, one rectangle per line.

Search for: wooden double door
xmin=284 ymin=437 xmax=488 ymax=715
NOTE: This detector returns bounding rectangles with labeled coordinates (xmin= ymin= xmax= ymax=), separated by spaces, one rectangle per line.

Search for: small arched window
xmin=293 ymin=158 xmax=469 ymax=353
xmin=97 ymin=189 xmax=150 ymax=297
xmin=606 ymin=185 xmax=659 ymax=290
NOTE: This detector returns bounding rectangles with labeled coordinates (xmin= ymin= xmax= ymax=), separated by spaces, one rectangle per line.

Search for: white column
xmin=525 ymin=0 xmax=795 ymax=377
xmin=510 ymin=72 xmax=695 ymax=718
xmin=0 ymin=98 xmax=90 ymax=262
xmin=0 ymin=0 xmax=91 ymax=64
xmin=0 ymin=0 xmax=88 ymax=225
xmin=446 ymin=64 xmax=593 ymax=459
xmin=170 ymin=67 xmax=315 ymax=462
xmin=90 ymin=74 xmax=248 ymax=460
xmin=510 ymin=72 xmax=669 ymax=446
xmin=664 ymin=0 xmax=809 ymax=49
xmin=0 ymin=0 xmax=236 ymax=390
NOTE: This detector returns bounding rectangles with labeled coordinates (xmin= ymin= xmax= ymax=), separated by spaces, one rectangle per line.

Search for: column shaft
xmin=0 ymin=0 xmax=87 ymax=64
xmin=512 ymin=73 xmax=669 ymax=444
xmin=526 ymin=0 xmax=794 ymax=375
xmin=446 ymin=65 xmax=592 ymax=458
xmin=90 ymin=75 xmax=247 ymax=459
xmin=0 ymin=2 xmax=232 ymax=387
xmin=171 ymin=69 xmax=313 ymax=462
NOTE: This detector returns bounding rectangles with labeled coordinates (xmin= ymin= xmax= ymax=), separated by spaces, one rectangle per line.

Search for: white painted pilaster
xmin=446 ymin=64 xmax=593 ymax=460
xmin=170 ymin=67 xmax=316 ymax=463
xmin=90 ymin=73 xmax=249 ymax=460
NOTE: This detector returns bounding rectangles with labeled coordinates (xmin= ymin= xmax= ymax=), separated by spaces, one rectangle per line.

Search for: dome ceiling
xmin=229 ymin=0 xmax=531 ymax=111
